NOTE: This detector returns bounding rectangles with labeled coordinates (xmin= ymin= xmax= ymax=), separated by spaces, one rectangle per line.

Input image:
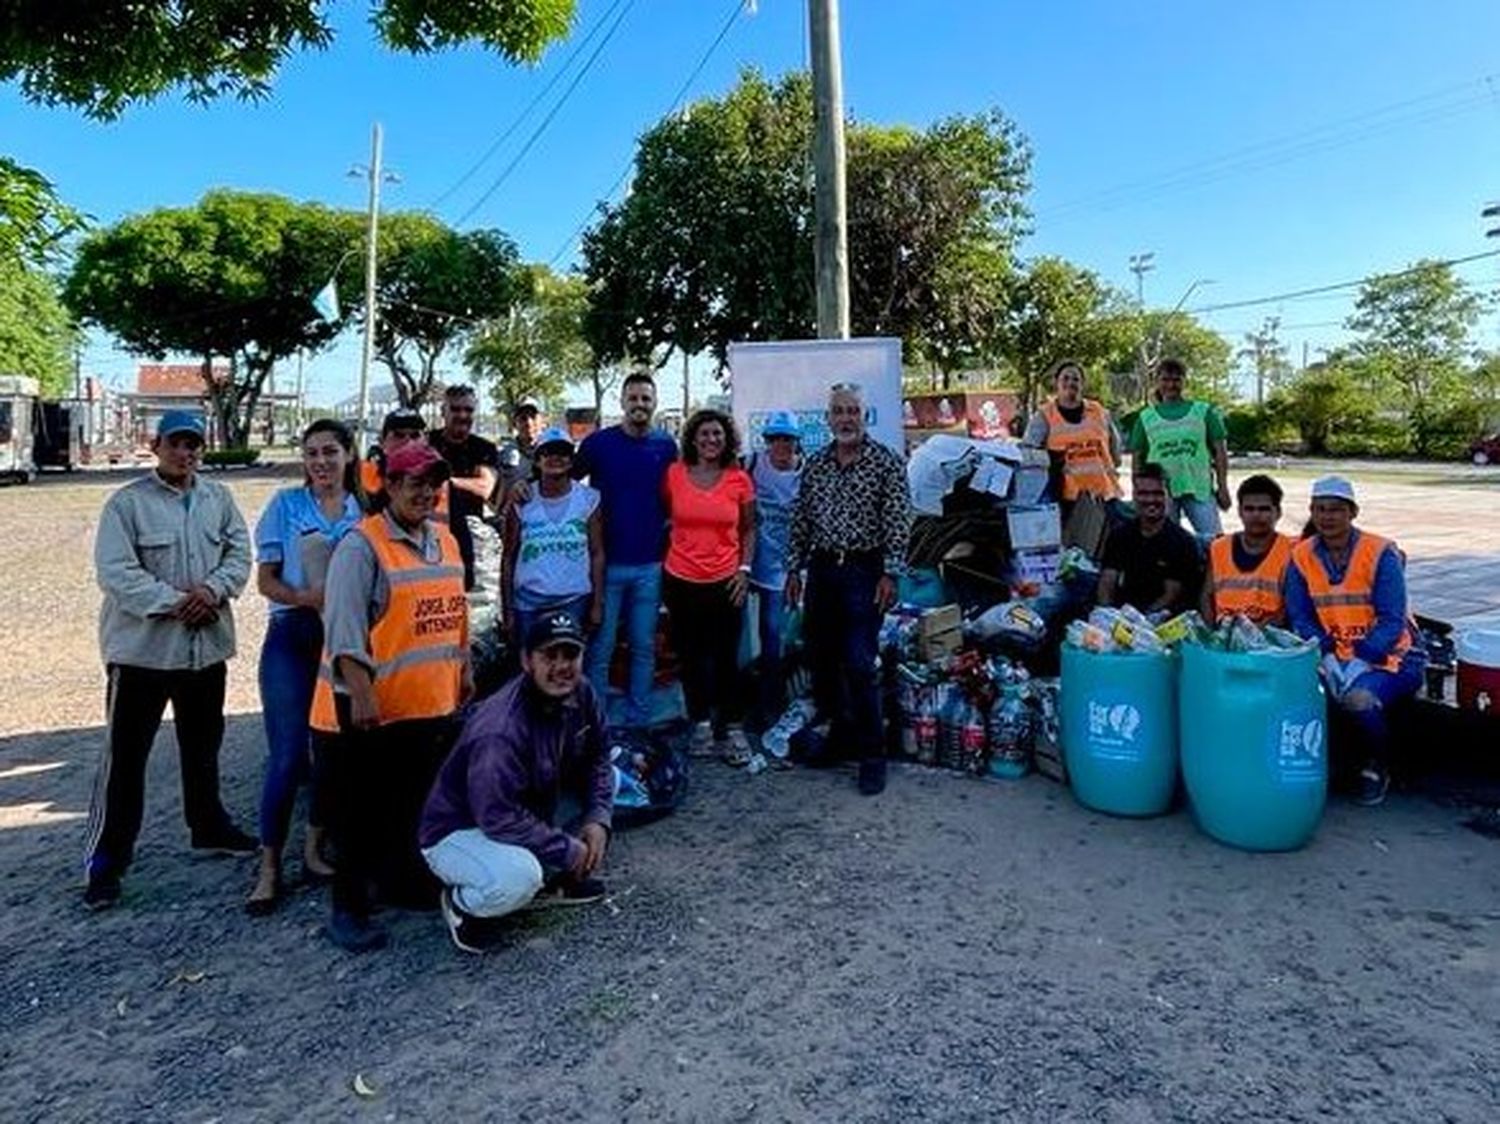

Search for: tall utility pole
xmin=810 ymin=0 xmax=850 ymax=338
xmin=356 ymin=122 xmax=385 ymax=449
xmin=1128 ymin=252 xmax=1156 ymax=306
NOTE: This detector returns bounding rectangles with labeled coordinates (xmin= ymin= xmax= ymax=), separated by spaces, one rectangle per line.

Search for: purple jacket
xmin=419 ymin=676 xmax=613 ymax=872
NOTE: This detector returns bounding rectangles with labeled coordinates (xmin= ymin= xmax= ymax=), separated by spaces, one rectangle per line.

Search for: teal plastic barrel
xmin=1179 ymin=642 xmax=1327 ymax=851
xmin=1060 ymin=646 xmax=1178 ymax=816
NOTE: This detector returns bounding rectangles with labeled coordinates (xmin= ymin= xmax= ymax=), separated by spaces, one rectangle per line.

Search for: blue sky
xmin=3 ymin=0 xmax=1499 ymax=408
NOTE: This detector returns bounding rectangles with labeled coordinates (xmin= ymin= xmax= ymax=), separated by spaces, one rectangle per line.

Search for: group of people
xmin=83 ymin=374 xmax=914 ymax=954
xmin=82 ymin=356 xmax=1423 ymax=953
xmin=1026 ymin=359 xmax=1424 ymax=807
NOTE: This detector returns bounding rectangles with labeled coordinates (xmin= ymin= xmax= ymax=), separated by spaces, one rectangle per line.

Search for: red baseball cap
xmin=382 ymin=442 xmax=451 ymax=482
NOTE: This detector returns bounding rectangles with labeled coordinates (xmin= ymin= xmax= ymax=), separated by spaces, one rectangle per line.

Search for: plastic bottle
xmin=937 ymin=684 xmax=965 ymax=770
xmin=959 ymin=697 xmax=989 ymax=774
xmin=914 ymin=688 xmax=939 ymax=764
xmin=762 ymin=698 xmax=817 ymax=759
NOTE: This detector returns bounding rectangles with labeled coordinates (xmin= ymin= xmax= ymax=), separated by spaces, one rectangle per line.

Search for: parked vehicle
xmin=1471 ymin=434 xmax=1500 ymax=466
xmin=0 ymin=375 xmax=86 ymax=481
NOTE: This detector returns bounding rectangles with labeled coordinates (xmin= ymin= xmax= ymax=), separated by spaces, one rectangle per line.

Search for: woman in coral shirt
xmin=662 ymin=409 xmax=757 ymax=764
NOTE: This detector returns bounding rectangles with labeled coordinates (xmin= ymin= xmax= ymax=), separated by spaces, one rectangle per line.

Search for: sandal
xmin=719 ymin=726 xmax=753 ymax=767
xmin=244 ymin=875 xmax=282 ymax=917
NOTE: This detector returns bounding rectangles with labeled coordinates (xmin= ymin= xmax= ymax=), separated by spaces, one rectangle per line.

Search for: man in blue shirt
xmin=1285 ymin=475 xmax=1423 ymax=806
xmin=573 ymin=372 xmax=678 ymax=730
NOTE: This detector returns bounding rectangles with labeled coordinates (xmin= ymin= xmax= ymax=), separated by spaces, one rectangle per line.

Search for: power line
xmin=427 ymin=0 xmax=631 ymax=213
xmin=1038 ymin=75 xmax=1497 ymax=223
xmin=454 ymin=0 xmax=639 ymax=227
xmin=1187 ymin=249 xmax=1500 ymax=316
xmin=546 ymin=0 xmax=749 ymax=269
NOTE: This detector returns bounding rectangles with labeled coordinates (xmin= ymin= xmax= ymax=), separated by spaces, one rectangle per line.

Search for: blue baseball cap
xmin=157 ymin=411 xmax=206 ymax=441
xmin=761 ymin=410 xmax=801 ymax=439
xmin=535 ymin=426 xmax=575 ymax=456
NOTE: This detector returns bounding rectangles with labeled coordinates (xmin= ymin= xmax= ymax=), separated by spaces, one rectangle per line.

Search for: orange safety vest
xmin=1290 ymin=531 xmax=1412 ymax=671
xmin=1207 ymin=533 xmax=1291 ymax=625
xmin=1042 ymin=398 xmax=1121 ymax=501
xmin=360 ymin=458 xmax=450 ymax=526
xmin=309 ymin=513 xmax=468 ymax=732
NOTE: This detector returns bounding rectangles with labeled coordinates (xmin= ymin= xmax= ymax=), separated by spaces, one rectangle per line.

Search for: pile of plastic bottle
xmin=894 ymin=655 xmax=1041 ymax=778
xmin=1065 ymin=606 xmax=1317 ymax=655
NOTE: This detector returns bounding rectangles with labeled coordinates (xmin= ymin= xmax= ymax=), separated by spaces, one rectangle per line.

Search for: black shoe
xmin=440 ymin=888 xmax=501 ymax=954
xmin=1355 ymin=765 xmax=1389 ymax=807
xmin=857 ymin=757 xmax=888 ymax=796
xmin=527 ymin=875 xmax=607 ymax=910
xmin=191 ymin=824 xmax=258 ymax=855
xmin=83 ymin=872 xmax=121 ymax=912
xmin=326 ymin=909 xmax=389 ymax=953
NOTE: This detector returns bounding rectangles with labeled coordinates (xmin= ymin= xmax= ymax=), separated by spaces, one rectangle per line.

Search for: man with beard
xmin=427 ymin=385 xmax=501 ymax=591
xmin=572 ymin=373 xmax=678 ymax=732
xmin=420 ymin=613 xmax=613 ymax=953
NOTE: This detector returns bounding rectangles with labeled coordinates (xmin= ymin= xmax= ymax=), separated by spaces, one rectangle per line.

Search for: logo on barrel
xmin=1272 ymin=714 xmax=1324 ymax=784
xmin=1087 ymin=699 xmax=1143 ymax=759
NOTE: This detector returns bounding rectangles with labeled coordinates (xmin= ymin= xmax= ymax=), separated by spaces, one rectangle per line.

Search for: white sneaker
xmin=720 ymin=725 xmax=753 ymax=767
xmin=688 ymin=720 xmax=714 ymax=757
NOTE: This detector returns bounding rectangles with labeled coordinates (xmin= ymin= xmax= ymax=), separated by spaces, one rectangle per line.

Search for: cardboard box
xmin=918 ymin=627 xmax=964 ymax=663
xmin=1013 ymin=547 xmax=1061 ymax=585
xmin=918 ymin=603 xmax=962 ymax=637
xmin=1033 ymin=734 xmax=1066 ymax=783
xmin=1006 ymin=504 xmax=1062 ymax=551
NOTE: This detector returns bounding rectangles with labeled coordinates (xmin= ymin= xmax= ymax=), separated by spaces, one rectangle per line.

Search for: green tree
xmin=1346 ymin=259 xmax=1487 ymax=456
xmin=582 ymin=69 xmax=1033 ymax=371
xmin=0 ymin=157 xmax=85 ymax=269
xmin=0 ymin=1 xmax=576 ymax=119
xmin=361 ymin=214 xmax=522 ymax=408
xmin=1267 ymin=358 xmax=1375 ymax=456
xmin=65 ymin=190 xmax=358 ymax=446
xmin=466 ymin=265 xmax=590 ymax=413
xmin=0 ymin=259 xmax=77 ymax=396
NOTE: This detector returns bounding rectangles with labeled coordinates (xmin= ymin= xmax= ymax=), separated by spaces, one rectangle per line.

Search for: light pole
xmin=810 ymin=0 xmax=850 ymax=338
xmin=1484 ymin=202 xmax=1500 ymax=239
xmin=349 ymin=123 xmax=399 ymax=450
xmin=1128 ymin=252 xmax=1156 ymax=306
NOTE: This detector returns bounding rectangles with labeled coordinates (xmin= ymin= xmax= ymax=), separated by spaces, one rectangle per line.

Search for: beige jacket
xmin=94 ymin=472 xmax=251 ymax=670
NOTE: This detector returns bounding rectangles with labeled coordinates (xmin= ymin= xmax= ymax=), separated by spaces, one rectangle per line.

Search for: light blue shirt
xmin=254 ymin=486 xmax=363 ymax=613
xmin=747 ymin=452 xmax=801 ymax=591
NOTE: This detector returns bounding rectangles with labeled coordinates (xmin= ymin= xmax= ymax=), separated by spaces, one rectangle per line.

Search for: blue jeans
xmin=512 ymin=595 xmax=590 ymax=654
xmin=1336 ymin=650 xmax=1425 ymax=768
xmin=586 ymin=563 xmax=663 ymax=729
xmin=751 ymin=585 xmax=788 ymax=720
xmin=257 ymin=609 xmax=329 ymax=849
xmin=803 ymin=553 xmax=884 ymax=761
xmin=1170 ymin=494 xmax=1224 ymax=536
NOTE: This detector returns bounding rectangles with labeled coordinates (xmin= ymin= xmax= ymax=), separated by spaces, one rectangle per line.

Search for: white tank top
xmin=513 ymin=483 xmax=599 ymax=609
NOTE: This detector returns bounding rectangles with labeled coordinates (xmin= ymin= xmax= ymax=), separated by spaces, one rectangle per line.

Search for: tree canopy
xmin=0 ymin=259 xmax=77 ymax=397
xmin=0 ymin=157 xmax=85 ymax=270
xmin=0 ymin=1 xmax=577 ymax=119
xmin=65 ymin=190 xmax=359 ymax=446
xmin=467 ymin=264 xmax=590 ymax=414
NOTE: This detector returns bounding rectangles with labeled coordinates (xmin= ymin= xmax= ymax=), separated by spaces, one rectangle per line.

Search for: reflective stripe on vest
xmin=1139 ymin=401 xmax=1213 ymax=499
xmin=1042 ymin=399 xmax=1121 ymax=501
xmin=309 ymin=513 xmax=467 ymax=732
xmin=1290 ymin=531 xmax=1412 ymax=671
xmin=1208 ymin=533 xmax=1291 ymax=625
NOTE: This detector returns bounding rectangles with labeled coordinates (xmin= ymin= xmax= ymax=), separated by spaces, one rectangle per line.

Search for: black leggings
xmin=664 ymin=572 xmax=743 ymax=735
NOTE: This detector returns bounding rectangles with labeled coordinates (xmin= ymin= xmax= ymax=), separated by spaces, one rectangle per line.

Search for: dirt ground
xmin=1 ymin=465 xmax=1498 ymax=1123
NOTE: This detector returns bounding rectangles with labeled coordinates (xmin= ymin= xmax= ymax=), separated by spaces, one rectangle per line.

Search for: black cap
xmin=381 ymin=408 xmax=426 ymax=436
xmin=525 ymin=612 xmax=586 ymax=654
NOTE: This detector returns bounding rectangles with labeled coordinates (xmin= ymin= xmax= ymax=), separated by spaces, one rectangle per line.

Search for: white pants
xmin=422 ymin=828 xmax=545 ymax=918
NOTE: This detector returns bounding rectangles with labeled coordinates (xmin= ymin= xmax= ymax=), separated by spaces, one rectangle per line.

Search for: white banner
xmin=727 ymin=337 xmax=904 ymax=455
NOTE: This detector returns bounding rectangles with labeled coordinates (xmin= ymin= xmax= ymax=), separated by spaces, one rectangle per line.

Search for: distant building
xmin=118 ymin=362 xmax=296 ymax=447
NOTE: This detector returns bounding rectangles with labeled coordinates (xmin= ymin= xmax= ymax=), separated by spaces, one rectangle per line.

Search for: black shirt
xmin=1101 ymin=519 xmax=1201 ymax=612
xmin=429 ymin=431 xmax=501 ymax=588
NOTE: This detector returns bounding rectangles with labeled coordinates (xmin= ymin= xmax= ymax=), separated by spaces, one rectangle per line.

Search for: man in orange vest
xmin=312 ymin=441 xmax=473 ymax=950
xmin=1023 ymin=359 xmax=1123 ymax=510
xmin=1285 ymin=475 xmax=1423 ymax=806
xmin=1201 ymin=474 xmax=1292 ymax=626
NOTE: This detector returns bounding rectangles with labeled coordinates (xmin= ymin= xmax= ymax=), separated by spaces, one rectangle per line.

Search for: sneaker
xmin=326 ymin=909 xmax=389 ymax=953
xmin=440 ymin=888 xmax=497 ymax=955
xmin=687 ymin=720 xmax=715 ymax=758
xmin=191 ymin=824 xmax=258 ymax=855
xmin=83 ymin=872 xmax=122 ymax=912
xmin=1355 ymin=765 xmax=1389 ymax=807
xmin=720 ymin=726 xmax=753 ymax=767
xmin=857 ymin=757 xmax=888 ymax=796
xmin=525 ymin=875 xmax=607 ymax=910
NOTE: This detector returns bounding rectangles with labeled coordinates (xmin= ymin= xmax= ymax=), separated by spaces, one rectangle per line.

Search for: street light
xmin=1171 ymin=278 xmax=1216 ymax=313
xmin=347 ymin=123 xmax=401 ymax=452
xmin=1484 ymin=202 xmax=1500 ymax=239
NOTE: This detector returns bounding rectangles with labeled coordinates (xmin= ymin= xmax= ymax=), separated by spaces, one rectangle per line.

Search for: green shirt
xmin=1133 ymin=400 xmax=1224 ymax=500
xmin=1129 ymin=400 xmax=1226 ymax=458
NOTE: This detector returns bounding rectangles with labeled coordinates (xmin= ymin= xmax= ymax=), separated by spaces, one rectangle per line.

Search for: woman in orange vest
xmin=1201 ymin=474 xmax=1292 ymax=626
xmin=361 ymin=407 xmax=450 ymax=526
xmin=311 ymin=441 xmax=473 ymax=951
xmin=1285 ymin=475 xmax=1423 ymax=807
xmin=1023 ymin=359 xmax=1123 ymax=510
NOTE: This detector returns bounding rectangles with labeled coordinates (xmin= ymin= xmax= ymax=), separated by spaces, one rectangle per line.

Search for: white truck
xmin=0 ymin=374 xmax=84 ymax=482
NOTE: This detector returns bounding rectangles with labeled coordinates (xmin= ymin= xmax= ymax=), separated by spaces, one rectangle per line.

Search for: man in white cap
xmin=745 ymin=410 xmax=804 ymax=722
xmin=84 ymin=410 xmax=254 ymax=909
xmin=1286 ymin=475 xmax=1424 ymax=805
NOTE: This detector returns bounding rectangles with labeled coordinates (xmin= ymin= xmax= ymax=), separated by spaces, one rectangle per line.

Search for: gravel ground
xmin=1 ymin=468 xmax=1498 ymax=1123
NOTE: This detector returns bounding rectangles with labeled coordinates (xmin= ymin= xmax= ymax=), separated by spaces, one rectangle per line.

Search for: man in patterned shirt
xmin=786 ymin=383 xmax=913 ymax=795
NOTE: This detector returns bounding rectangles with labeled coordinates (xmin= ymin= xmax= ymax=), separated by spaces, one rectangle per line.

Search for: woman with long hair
xmin=662 ymin=409 xmax=757 ymax=764
xmin=246 ymin=419 xmax=364 ymax=915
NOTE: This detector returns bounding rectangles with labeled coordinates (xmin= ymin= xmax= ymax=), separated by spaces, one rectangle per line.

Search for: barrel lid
xmin=1456 ymin=628 xmax=1500 ymax=668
